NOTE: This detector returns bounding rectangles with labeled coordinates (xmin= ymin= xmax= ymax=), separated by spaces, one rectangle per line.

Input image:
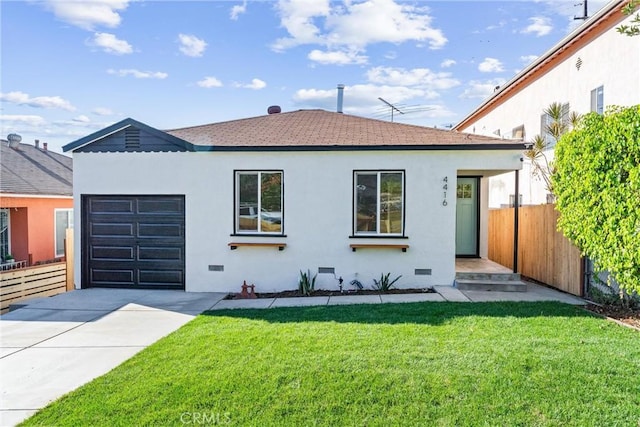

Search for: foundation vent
xmin=415 ymin=268 xmax=432 ymax=276
xmin=208 ymin=265 xmax=224 ymax=272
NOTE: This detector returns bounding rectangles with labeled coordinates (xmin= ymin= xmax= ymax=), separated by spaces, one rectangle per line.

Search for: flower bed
xmin=225 ymin=287 xmax=436 ymax=300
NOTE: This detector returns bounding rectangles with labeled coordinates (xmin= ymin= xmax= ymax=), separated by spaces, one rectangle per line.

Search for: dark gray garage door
xmin=82 ymin=195 xmax=185 ymax=290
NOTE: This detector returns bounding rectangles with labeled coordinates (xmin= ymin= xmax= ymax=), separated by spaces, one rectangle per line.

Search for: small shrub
xmin=589 ymin=276 xmax=640 ymax=309
xmin=298 ymin=269 xmax=317 ymax=296
xmin=372 ymin=272 xmax=402 ymax=292
xmin=588 ymin=285 xmax=621 ymax=306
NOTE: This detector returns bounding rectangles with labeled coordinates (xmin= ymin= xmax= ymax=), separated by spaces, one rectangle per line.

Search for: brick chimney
xmin=43 ymin=142 xmax=48 ymax=151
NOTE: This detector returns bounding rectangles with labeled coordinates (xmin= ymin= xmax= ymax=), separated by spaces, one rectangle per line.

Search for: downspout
xmin=513 ymin=169 xmax=519 ymax=273
xmin=582 ymin=257 xmax=591 ymax=297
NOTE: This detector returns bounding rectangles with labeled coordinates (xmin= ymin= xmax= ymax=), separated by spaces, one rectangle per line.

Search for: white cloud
xmin=366 ymin=66 xmax=459 ymax=91
xmin=326 ymin=0 xmax=447 ymax=49
xmin=272 ymin=0 xmax=447 ymax=55
xmin=271 ymin=0 xmax=331 ymax=51
xmin=72 ymin=115 xmax=91 ymax=123
xmin=0 ymin=91 xmax=76 ymax=111
xmin=230 ymin=1 xmax=247 ymax=20
xmin=0 ymin=114 xmax=111 ymax=153
xmin=521 ymin=16 xmax=552 ymax=37
xmin=384 ymin=51 xmax=397 ymax=60
xmin=53 ymin=118 xmax=104 ymax=129
xmin=107 ymin=69 xmax=168 ymax=79
xmin=440 ymin=59 xmax=456 ymax=68
xmin=197 ymin=76 xmax=223 ymax=88
xmin=178 ymin=34 xmax=207 ymax=57
xmin=0 ymin=114 xmax=47 ymax=126
xmin=234 ymin=79 xmax=267 ymax=90
xmin=89 ymin=32 xmax=133 ymax=54
xmin=92 ymin=107 xmax=114 ymax=116
xmin=459 ymin=78 xmax=507 ymax=99
xmin=485 ymin=20 xmax=507 ymax=31
xmin=478 ymin=57 xmax=504 ymax=73
xmin=42 ymin=0 xmax=129 ymax=31
xmin=308 ymin=49 xmax=367 ymax=65
xmin=520 ymin=54 xmax=538 ymax=64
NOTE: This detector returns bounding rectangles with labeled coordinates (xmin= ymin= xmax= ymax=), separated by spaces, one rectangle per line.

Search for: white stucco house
xmin=63 ymin=109 xmax=524 ymax=292
xmin=454 ymin=0 xmax=640 ymax=207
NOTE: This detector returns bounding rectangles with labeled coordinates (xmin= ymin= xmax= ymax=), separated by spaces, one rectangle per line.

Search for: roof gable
xmin=63 ymin=118 xmax=194 ymax=153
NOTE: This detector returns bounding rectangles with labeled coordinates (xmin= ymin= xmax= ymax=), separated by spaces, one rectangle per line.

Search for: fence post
xmin=513 ymin=170 xmax=519 ymax=273
xmin=65 ymin=228 xmax=74 ymax=291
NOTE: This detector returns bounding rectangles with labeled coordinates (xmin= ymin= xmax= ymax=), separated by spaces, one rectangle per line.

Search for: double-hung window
xmin=590 ymin=86 xmax=604 ymax=115
xmin=235 ymin=171 xmax=283 ymax=234
xmin=1 ymin=209 xmax=9 ymax=261
xmin=353 ymin=171 xmax=404 ymax=236
xmin=54 ymin=209 xmax=73 ymax=257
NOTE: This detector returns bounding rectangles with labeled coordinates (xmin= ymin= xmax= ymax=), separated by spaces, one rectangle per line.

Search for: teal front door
xmin=456 ymin=177 xmax=479 ymax=257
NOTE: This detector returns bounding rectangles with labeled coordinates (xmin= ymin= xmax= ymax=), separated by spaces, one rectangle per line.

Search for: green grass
xmin=22 ymin=302 xmax=640 ymax=426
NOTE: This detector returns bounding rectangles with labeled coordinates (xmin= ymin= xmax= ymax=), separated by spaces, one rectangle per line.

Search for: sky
xmin=1 ymin=0 xmax=609 ymax=154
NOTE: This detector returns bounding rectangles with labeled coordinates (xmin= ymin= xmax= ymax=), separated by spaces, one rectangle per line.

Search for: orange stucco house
xmin=1 ymin=138 xmax=73 ymax=267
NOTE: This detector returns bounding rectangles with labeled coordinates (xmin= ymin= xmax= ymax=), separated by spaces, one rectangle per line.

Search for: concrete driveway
xmin=0 ymin=289 xmax=226 ymax=426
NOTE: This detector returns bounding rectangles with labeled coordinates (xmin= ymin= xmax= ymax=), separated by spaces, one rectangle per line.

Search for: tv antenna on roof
xmin=574 ymin=0 xmax=588 ymax=20
xmin=378 ymin=97 xmax=405 ymax=122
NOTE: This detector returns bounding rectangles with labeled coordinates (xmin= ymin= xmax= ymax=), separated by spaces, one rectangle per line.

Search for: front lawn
xmin=23 ymin=302 xmax=640 ymax=426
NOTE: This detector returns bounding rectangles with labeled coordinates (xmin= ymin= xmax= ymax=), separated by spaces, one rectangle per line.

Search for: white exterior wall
xmin=460 ymin=13 xmax=640 ymax=207
xmin=72 ymin=149 xmax=521 ymax=292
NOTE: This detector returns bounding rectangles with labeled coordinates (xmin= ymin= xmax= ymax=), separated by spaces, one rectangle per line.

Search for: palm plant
xmin=524 ymin=102 xmax=581 ymax=193
xmin=372 ymin=272 xmax=402 ymax=292
xmin=298 ymin=269 xmax=317 ymax=296
xmin=524 ymin=134 xmax=554 ymax=192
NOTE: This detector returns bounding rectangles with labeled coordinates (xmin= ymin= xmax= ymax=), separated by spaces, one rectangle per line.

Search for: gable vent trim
xmin=124 ymin=128 xmax=141 ymax=149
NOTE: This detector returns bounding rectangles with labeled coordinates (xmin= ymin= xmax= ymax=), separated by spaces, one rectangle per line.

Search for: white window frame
xmin=353 ymin=170 xmax=405 ymax=236
xmin=54 ymin=208 xmax=73 ymax=257
xmin=591 ymin=85 xmax=604 ymax=115
xmin=512 ymin=125 xmax=525 ymax=140
xmin=234 ymin=170 xmax=284 ymax=235
xmin=1 ymin=209 xmax=10 ymax=261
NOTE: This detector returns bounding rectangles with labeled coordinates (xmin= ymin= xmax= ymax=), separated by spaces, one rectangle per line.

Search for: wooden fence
xmin=488 ymin=204 xmax=583 ymax=296
xmin=0 ymin=228 xmax=74 ymax=313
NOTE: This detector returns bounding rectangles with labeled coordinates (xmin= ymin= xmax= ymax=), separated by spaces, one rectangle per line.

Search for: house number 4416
xmin=442 ymin=177 xmax=448 ymax=206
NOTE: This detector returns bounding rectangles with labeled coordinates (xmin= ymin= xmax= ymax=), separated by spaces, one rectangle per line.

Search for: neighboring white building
xmin=454 ymin=0 xmax=640 ymax=207
xmin=63 ymin=110 xmax=523 ymax=293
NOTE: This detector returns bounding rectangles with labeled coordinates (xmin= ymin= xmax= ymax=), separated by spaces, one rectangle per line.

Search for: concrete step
xmin=455 ymin=272 xmax=521 ymax=281
xmin=455 ymin=279 xmax=528 ymax=292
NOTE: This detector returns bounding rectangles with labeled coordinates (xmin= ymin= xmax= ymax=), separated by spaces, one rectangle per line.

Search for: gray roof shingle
xmin=1 ymin=141 xmax=73 ymax=196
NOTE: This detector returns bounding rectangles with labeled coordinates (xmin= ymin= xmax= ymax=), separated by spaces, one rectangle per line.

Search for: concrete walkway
xmin=0 ymin=289 xmax=226 ymax=426
xmin=0 ymin=283 xmax=585 ymax=426
xmin=210 ymin=281 xmax=586 ymax=309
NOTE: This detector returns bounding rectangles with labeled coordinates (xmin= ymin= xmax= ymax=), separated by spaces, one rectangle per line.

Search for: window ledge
xmin=349 ymin=243 xmax=409 ymax=252
xmin=228 ymin=242 xmax=286 ymax=251
xmin=348 ymin=235 xmax=408 ymax=239
xmin=230 ymin=233 xmax=287 ymax=238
